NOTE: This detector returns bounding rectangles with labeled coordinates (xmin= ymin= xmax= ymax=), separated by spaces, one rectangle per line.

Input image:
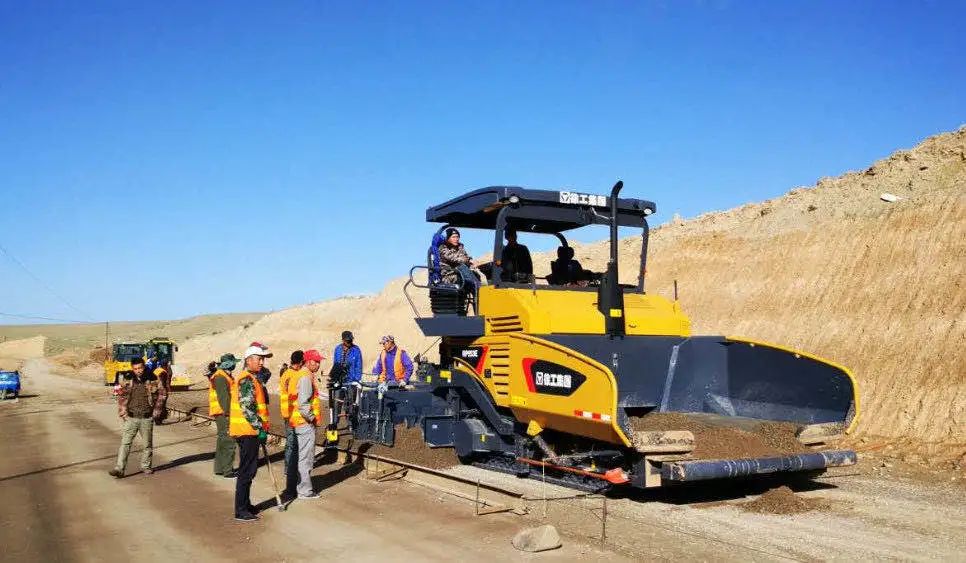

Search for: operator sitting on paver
xmin=109 ymin=357 xmax=167 ymax=478
xmin=500 ymin=228 xmax=533 ymax=283
xmin=372 ymin=335 xmax=414 ymax=388
xmin=438 ymin=228 xmax=476 ymax=285
xmin=230 ymin=344 xmax=272 ymax=522
xmin=548 ymin=246 xmax=590 ymax=286
xmin=209 ymin=353 xmax=239 ymax=478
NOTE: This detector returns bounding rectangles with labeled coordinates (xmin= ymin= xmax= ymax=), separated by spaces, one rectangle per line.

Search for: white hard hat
xmin=243 ymin=345 xmax=272 ymax=359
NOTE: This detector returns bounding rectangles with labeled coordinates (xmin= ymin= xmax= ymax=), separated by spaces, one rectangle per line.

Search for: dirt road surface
xmin=2 ymin=360 xmax=963 ymax=561
xmin=0 ymin=361 xmax=621 ymax=562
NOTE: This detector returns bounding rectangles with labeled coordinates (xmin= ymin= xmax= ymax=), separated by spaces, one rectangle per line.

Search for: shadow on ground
xmin=153 ymin=452 xmax=216 ymax=472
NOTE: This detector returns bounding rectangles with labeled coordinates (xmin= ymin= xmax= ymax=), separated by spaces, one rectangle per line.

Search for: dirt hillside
xmin=0 ymin=336 xmax=46 ymax=370
xmin=176 ymin=126 xmax=965 ymax=458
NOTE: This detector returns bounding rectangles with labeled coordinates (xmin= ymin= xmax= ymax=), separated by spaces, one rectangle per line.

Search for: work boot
xmin=108 ymin=468 xmax=124 ymax=479
xmin=143 ymin=468 xmax=154 ymax=475
xmin=234 ymin=513 xmax=259 ymax=522
xmin=298 ymin=492 xmax=320 ymax=500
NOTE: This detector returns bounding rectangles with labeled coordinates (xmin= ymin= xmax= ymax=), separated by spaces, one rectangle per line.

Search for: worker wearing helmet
xmin=372 ymin=335 xmax=414 ymax=388
xmin=249 ymin=341 xmax=274 ymax=406
xmin=209 ymin=353 xmax=238 ymax=478
xmin=288 ymin=348 xmax=324 ymax=499
xmin=229 ymin=344 xmax=272 ymax=522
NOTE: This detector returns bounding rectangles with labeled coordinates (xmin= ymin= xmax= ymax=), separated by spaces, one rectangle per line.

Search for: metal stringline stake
xmin=542 ymin=463 xmax=547 ymax=519
xmin=475 ymin=478 xmax=481 ymax=516
xmin=600 ymin=496 xmax=608 ymax=549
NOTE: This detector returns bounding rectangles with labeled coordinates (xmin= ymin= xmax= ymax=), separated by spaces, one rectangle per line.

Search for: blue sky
xmin=1 ymin=1 xmax=963 ymax=323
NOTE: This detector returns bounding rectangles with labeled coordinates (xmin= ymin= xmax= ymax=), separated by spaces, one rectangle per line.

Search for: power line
xmin=0 ymin=242 xmax=97 ymax=321
xmin=0 ymin=311 xmax=91 ymax=324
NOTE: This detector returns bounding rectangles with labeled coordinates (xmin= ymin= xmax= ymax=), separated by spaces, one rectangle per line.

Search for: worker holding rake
xmin=229 ymin=344 xmax=273 ymax=522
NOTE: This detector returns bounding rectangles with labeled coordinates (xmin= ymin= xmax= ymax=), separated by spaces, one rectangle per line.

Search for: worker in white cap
xmin=229 ymin=343 xmax=273 ymax=522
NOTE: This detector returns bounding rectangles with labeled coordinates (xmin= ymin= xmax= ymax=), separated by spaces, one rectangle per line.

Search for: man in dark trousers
xmin=209 ymin=353 xmax=238 ymax=478
xmin=109 ymin=357 xmax=167 ymax=478
xmin=230 ymin=344 xmax=273 ymax=522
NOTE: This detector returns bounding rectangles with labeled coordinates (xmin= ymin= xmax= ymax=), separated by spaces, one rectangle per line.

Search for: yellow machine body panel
xmin=104 ymin=360 xmax=134 ymax=385
xmin=726 ymin=336 xmax=861 ymax=433
xmin=448 ymin=332 xmax=632 ymax=447
xmin=477 ymin=286 xmax=691 ymax=337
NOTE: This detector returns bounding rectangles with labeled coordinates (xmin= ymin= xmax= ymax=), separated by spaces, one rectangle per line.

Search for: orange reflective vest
xmin=278 ymin=366 xmax=294 ymax=421
xmin=208 ymin=369 xmax=232 ymax=416
xmin=378 ymin=348 xmax=407 ymax=383
xmin=288 ymin=370 xmax=322 ymax=427
xmin=229 ymin=370 xmax=270 ymax=437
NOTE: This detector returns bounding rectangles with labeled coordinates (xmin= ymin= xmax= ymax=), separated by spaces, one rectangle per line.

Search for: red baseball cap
xmin=303 ymin=349 xmax=324 ymax=363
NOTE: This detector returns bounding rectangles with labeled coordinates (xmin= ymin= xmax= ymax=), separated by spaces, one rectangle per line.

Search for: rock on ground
xmin=512 ymin=524 xmax=562 ymax=552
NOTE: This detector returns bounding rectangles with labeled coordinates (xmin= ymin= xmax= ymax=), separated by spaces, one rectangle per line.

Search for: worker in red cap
xmin=287 ymin=348 xmax=325 ymax=499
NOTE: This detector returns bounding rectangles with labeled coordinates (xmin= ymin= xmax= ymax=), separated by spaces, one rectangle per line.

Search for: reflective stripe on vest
xmin=378 ymin=348 xmax=406 ymax=383
xmin=229 ymin=371 xmax=270 ymax=437
xmin=280 ymin=367 xmax=305 ymax=420
xmin=288 ymin=370 xmax=322 ymax=427
xmin=278 ymin=367 xmax=292 ymax=420
xmin=208 ymin=370 xmax=232 ymax=416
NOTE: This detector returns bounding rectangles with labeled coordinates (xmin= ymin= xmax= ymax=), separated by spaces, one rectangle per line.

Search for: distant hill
xmin=0 ymin=312 xmax=265 ymax=355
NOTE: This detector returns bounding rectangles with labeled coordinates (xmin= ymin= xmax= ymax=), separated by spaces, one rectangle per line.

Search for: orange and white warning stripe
xmin=574 ymin=410 xmax=612 ymax=422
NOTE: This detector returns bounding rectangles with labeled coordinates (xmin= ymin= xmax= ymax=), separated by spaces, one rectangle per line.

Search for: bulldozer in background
xmin=104 ymin=337 xmax=191 ymax=391
xmin=332 ymin=183 xmax=859 ymax=491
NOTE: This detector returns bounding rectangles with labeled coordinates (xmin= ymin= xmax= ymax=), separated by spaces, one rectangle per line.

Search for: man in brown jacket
xmin=109 ymin=356 xmax=168 ymax=478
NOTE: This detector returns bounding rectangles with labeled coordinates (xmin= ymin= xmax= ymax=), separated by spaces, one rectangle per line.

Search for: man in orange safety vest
xmin=288 ymin=348 xmax=324 ymax=499
xmin=209 ymin=353 xmax=238 ymax=478
xmin=229 ymin=344 xmax=272 ymax=522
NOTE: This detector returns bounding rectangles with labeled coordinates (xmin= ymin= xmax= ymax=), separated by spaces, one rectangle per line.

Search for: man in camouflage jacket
xmin=438 ymin=227 xmax=474 ymax=284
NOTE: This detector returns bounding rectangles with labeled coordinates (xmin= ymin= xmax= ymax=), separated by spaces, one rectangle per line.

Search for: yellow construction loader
xmin=104 ymin=342 xmax=145 ymax=385
xmin=104 ymin=337 xmax=191 ymax=391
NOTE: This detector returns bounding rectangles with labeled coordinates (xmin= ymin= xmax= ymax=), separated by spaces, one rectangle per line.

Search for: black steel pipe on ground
xmin=660 ymin=450 xmax=857 ymax=482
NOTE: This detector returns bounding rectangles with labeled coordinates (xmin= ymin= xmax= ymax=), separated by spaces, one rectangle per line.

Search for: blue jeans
xmin=284 ymin=426 xmax=298 ymax=496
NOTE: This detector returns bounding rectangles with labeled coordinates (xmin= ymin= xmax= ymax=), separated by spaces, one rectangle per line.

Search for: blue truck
xmin=0 ymin=370 xmax=21 ymax=400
